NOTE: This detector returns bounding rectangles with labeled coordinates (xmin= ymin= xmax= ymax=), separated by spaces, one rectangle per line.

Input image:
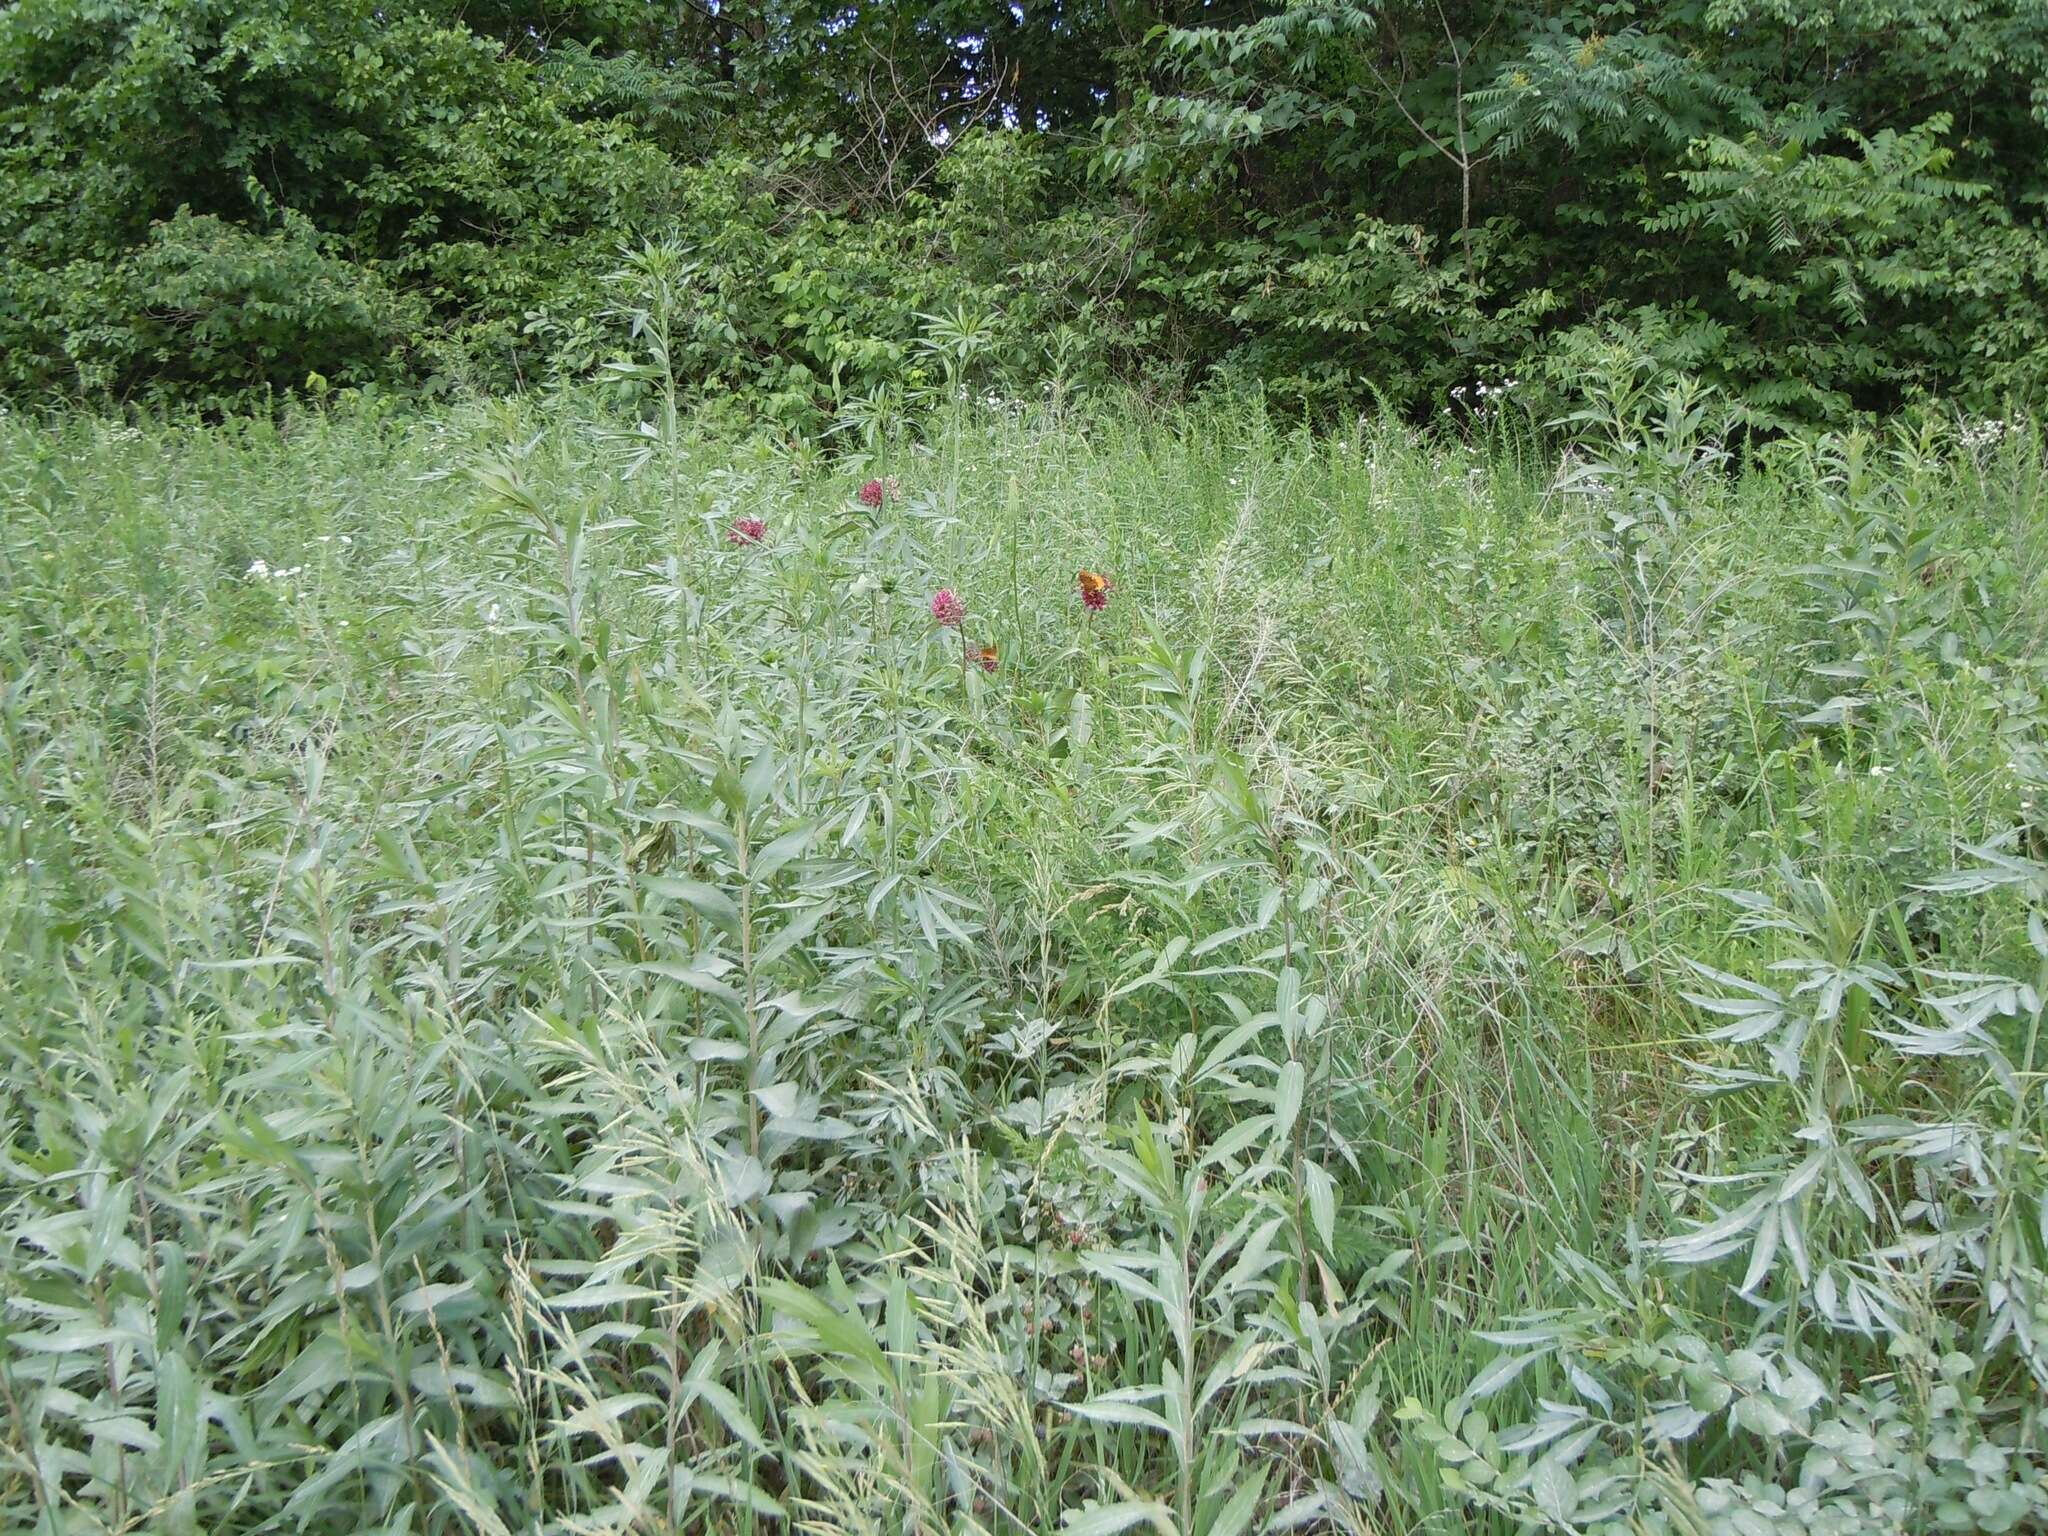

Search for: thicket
xmin=4 ymin=0 xmax=2046 ymax=426
xmin=4 ymin=375 xmax=2047 ymax=1533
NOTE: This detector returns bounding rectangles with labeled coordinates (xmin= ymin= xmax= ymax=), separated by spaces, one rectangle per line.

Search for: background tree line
xmin=3 ymin=0 xmax=2044 ymax=427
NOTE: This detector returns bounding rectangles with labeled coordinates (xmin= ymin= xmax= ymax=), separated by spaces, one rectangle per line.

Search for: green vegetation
xmin=6 ymin=6 xmax=2048 ymax=1524
xmin=4 ymin=0 xmax=2046 ymax=424
xmin=4 ymin=377 xmax=2047 ymax=1532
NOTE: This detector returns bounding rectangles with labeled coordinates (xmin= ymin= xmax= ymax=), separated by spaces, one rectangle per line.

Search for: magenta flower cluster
xmin=731 ymin=483 xmax=1113 ymax=683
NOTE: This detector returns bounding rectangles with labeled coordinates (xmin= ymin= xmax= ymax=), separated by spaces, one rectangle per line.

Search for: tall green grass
xmin=2 ymin=389 xmax=2045 ymax=1534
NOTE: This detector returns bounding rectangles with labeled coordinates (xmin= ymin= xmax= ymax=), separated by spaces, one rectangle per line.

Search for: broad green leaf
xmin=1303 ymin=1160 xmax=1336 ymax=1253
xmin=1465 ymin=1346 xmax=1550 ymax=1402
xmin=1058 ymin=1501 xmax=1174 ymax=1536
xmin=642 ymin=875 xmax=741 ymax=935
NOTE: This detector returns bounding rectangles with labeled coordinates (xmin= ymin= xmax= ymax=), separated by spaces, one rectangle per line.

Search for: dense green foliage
xmin=5 ymin=0 xmax=2045 ymax=422
xmin=0 ymin=0 xmax=676 ymax=401
xmin=3 ymin=385 xmax=2047 ymax=1532
xmin=5 ymin=4 xmax=2048 ymax=1526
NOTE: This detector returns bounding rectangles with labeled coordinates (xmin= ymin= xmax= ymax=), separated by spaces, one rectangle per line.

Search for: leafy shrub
xmin=538 ymin=132 xmax=1147 ymax=433
xmin=0 ymin=0 xmax=676 ymax=403
xmin=8 ymin=0 xmax=2047 ymax=422
xmin=16 ymin=211 xmax=425 ymax=404
xmin=1109 ymin=0 xmax=2048 ymax=425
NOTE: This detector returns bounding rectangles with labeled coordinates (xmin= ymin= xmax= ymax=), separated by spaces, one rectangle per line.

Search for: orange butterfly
xmin=1077 ymin=569 xmax=1112 ymax=610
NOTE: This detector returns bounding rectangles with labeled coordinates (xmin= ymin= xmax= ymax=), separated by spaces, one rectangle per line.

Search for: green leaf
xmin=1273 ymin=1059 xmax=1305 ymax=1142
xmin=1465 ymin=1347 xmax=1550 ymax=1402
xmin=1303 ymin=1160 xmax=1336 ymax=1253
xmin=1067 ymin=1394 xmax=1174 ymax=1436
xmin=546 ymin=1281 xmax=663 ymax=1309
xmin=1069 ymin=690 xmax=1094 ymax=759
xmin=741 ymin=752 xmax=778 ymax=814
xmin=1209 ymin=1464 xmax=1270 ymax=1536
xmin=678 ymin=1472 xmax=787 ymax=1519
xmin=1530 ymin=1457 xmax=1576 ymax=1523
xmin=397 ymin=1280 xmax=478 ymax=1316
xmin=642 ymin=875 xmax=742 ymax=935
xmin=1059 ymin=1501 xmax=1175 ymax=1536
xmin=752 ymin=822 xmax=816 ymax=882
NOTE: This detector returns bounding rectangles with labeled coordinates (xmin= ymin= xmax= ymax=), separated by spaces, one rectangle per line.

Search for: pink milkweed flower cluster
xmin=857 ymin=475 xmax=903 ymax=509
xmin=727 ymin=518 xmax=766 ymax=546
xmin=931 ymin=588 xmax=965 ymax=628
xmin=1077 ymin=569 xmax=1112 ymax=612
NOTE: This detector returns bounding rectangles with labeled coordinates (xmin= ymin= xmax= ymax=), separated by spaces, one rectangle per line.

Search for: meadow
xmin=2 ymin=385 xmax=2046 ymax=1535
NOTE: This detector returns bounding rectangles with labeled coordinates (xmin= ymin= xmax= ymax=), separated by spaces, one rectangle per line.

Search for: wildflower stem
xmin=738 ymin=812 xmax=759 ymax=1162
